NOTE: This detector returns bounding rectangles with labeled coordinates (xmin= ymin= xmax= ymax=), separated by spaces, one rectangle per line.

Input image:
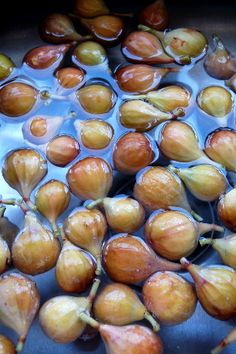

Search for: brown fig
xmin=0 ymin=206 xmax=19 ymax=248
xmin=46 ymin=135 xmax=80 ymax=167
xmin=74 ymin=0 xmax=109 ymax=18
xmin=55 ymin=67 xmax=85 ymax=88
xmin=103 ymin=234 xmax=182 ymax=284
xmin=218 ymin=188 xmax=236 ymax=231
xmin=0 ymin=53 xmax=15 ymax=81
xmin=67 ymin=157 xmax=113 ymax=200
xmin=139 ymin=0 xmax=169 ymax=31
xmin=113 ymin=132 xmax=155 ymax=175
xmin=143 ymin=271 xmax=197 ymax=325
xmin=0 ymin=335 xmax=16 ymax=354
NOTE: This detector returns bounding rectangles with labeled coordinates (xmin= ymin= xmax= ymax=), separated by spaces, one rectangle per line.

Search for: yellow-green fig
xmin=0 ymin=53 xmax=15 ymax=80
xmin=197 ymin=86 xmax=233 ymax=117
xmin=73 ymin=41 xmax=107 ymax=66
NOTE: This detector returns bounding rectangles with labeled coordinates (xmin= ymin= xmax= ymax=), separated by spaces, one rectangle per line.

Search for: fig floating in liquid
xmin=46 ymin=135 xmax=80 ymax=167
xmin=218 ymin=188 xmax=236 ymax=231
xmin=0 ymin=272 xmax=40 ymax=351
xmin=172 ymin=164 xmax=226 ymax=202
xmin=143 ymin=271 xmax=197 ymax=325
xmin=122 ymin=31 xmax=174 ymax=64
xmin=115 ymin=65 xmax=177 ymax=93
xmin=0 ymin=53 xmax=15 ymax=81
xmin=55 ymin=67 xmax=85 ymax=89
xmin=74 ymin=0 xmax=109 ymax=18
xmin=56 ymin=239 xmax=96 ymax=292
xmin=0 ymin=82 xmax=37 ymax=117
xmin=139 ymin=0 xmax=169 ymax=31
xmin=76 ymin=84 xmax=115 ymax=114
xmin=0 ymin=335 xmax=16 ymax=354
xmin=93 ymin=283 xmax=159 ymax=331
xmin=159 ymin=121 xmax=205 ymax=162
xmin=73 ymin=41 xmax=107 ymax=66
xmin=0 ymin=206 xmax=19 ymax=249
xmin=204 ymin=34 xmax=236 ymax=80
xmin=181 ymin=257 xmax=236 ymax=320
xmin=113 ymin=132 xmax=155 ymax=175
xmin=12 ymin=212 xmax=60 ymax=275
xmin=205 ymin=129 xmax=236 ymax=171
xmin=119 ymin=100 xmax=181 ymax=132
xmin=197 ymin=86 xmax=233 ymax=118
xmin=145 ymin=209 xmax=223 ymax=261
xmin=67 ymin=157 xmax=113 ymax=200
xmin=103 ymin=234 xmax=182 ymax=284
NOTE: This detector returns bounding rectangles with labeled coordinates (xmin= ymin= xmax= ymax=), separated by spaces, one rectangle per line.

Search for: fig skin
xmin=139 ymin=0 xmax=169 ymax=31
xmin=0 ymin=335 xmax=16 ymax=354
xmin=55 ymin=67 xmax=84 ymax=88
xmin=218 ymin=188 xmax=236 ymax=231
xmin=143 ymin=271 xmax=197 ymax=325
xmin=46 ymin=135 xmax=80 ymax=167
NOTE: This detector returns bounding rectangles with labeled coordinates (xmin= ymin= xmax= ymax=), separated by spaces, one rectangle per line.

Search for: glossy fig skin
xmin=133 ymin=166 xmax=191 ymax=212
xmin=46 ymin=135 xmax=80 ymax=167
xmin=2 ymin=149 xmax=48 ymax=200
xmin=39 ymin=296 xmax=88 ymax=343
xmin=102 ymin=196 xmax=145 ymax=233
xmin=0 ymin=82 xmax=37 ymax=117
xmin=159 ymin=121 xmax=204 ymax=162
xmin=12 ymin=213 xmax=61 ymax=275
xmin=174 ymin=165 xmax=227 ymax=202
xmin=77 ymin=119 xmax=114 ymax=150
xmin=100 ymin=324 xmax=163 ymax=354
xmin=182 ymin=260 xmax=236 ymax=320
xmin=64 ymin=207 xmax=107 ymax=257
xmin=113 ymin=132 xmax=155 ymax=175
xmin=56 ymin=240 xmax=96 ymax=292
xmin=103 ymin=234 xmax=182 ymax=284
xmin=67 ymin=157 xmax=113 ymax=200
xmin=55 ymin=67 xmax=85 ymax=88
xmin=114 ymin=65 xmax=176 ymax=93
xmin=218 ymin=189 xmax=236 ymax=231
xmin=0 ymin=53 xmax=15 ymax=80
xmin=74 ymin=0 xmax=109 ymax=18
xmin=205 ymin=129 xmax=236 ymax=171
xmin=35 ymin=180 xmax=71 ymax=225
xmin=0 ymin=207 xmax=19 ymax=249
xmin=0 ymin=237 xmax=11 ymax=274
xmin=143 ymin=271 xmax=197 ymax=325
xmin=93 ymin=283 xmax=147 ymax=325
xmin=197 ymin=86 xmax=233 ymax=118
xmin=80 ymin=16 xmax=125 ymax=46
xmin=0 ymin=335 xmax=16 ymax=354
xmin=122 ymin=31 xmax=174 ymax=64
xmin=73 ymin=41 xmax=107 ymax=66
xmin=76 ymin=84 xmax=115 ymax=114
xmin=24 ymin=44 xmax=71 ymax=70
xmin=40 ymin=13 xmax=83 ymax=44
xmin=204 ymin=35 xmax=236 ymax=80
xmin=139 ymin=0 xmax=169 ymax=31
xmin=0 ymin=273 xmax=40 ymax=350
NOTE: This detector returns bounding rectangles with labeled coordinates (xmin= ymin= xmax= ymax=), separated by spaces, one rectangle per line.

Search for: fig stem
xmin=78 ymin=312 xmax=100 ymax=329
xmin=23 ymin=198 xmax=37 ymax=211
xmin=144 ymin=311 xmax=160 ymax=332
xmin=50 ymin=221 xmax=61 ymax=238
xmin=0 ymin=198 xmax=17 ymax=205
xmin=211 ymin=343 xmax=225 ymax=354
xmin=0 ymin=206 xmax=6 ymax=217
xmin=180 ymin=257 xmax=191 ymax=268
xmin=59 ymin=226 xmax=67 ymax=241
xmin=86 ymin=198 xmax=104 ymax=210
xmin=199 ymin=237 xmax=213 ymax=247
xmin=16 ymin=336 xmax=25 ymax=352
xmin=167 ymin=165 xmax=178 ymax=174
xmin=191 ymin=210 xmax=203 ymax=222
xmin=138 ymin=24 xmax=164 ymax=41
xmin=95 ymin=254 xmax=102 ymax=276
xmin=124 ymin=94 xmax=147 ymax=100
xmin=40 ymin=90 xmax=70 ymax=102
xmin=88 ymin=278 xmax=101 ymax=303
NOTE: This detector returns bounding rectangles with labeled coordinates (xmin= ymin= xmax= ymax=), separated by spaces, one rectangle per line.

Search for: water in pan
xmin=0 ymin=0 xmax=236 ymax=353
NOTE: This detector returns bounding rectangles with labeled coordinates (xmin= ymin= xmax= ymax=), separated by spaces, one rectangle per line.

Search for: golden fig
xmin=0 ymin=53 xmax=15 ymax=80
xmin=46 ymin=135 xmax=80 ymax=167
xmin=197 ymin=86 xmax=233 ymax=117
xmin=0 ymin=335 xmax=16 ymax=354
xmin=55 ymin=67 xmax=85 ymax=88
xmin=218 ymin=188 xmax=236 ymax=231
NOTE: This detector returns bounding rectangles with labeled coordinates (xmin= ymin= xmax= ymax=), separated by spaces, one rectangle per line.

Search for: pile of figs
xmin=0 ymin=0 xmax=236 ymax=353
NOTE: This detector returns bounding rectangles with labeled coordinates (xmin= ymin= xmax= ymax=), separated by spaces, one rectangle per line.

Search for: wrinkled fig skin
xmin=122 ymin=31 xmax=174 ymax=64
xmin=182 ymin=259 xmax=236 ymax=320
xmin=0 ymin=82 xmax=37 ymax=117
xmin=205 ymin=129 xmax=236 ymax=171
xmin=67 ymin=157 xmax=112 ymax=200
xmin=24 ymin=44 xmax=71 ymax=70
xmin=55 ymin=67 xmax=85 ymax=88
xmin=0 ymin=273 xmax=40 ymax=351
xmin=40 ymin=13 xmax=83 ymax=44
xmin=0 ymin=335 xmax=16 ymax=354
xmin=197 ymin=86 xmax=233 ymax=118
xmin=78 ymin=119 xmax=114 ymax=149
xmin=77 ymin=84 xmax=115 ymax=114
xmin=113 ymin=132 xmax=155 ymax=175
xmin=56 ymin=240 xmax=96 ymax=292
xmin=100 ymin=324 xmax=163 ymax=354
xmin=102 ymin=196 xmax=145 ymax=233
xmin=0 ymin=53 xmax=15 ymax=80
xmin=46 ymin=135 xmax=80 ymax=167
xmin=139 ymin=0 xmax=169 ymax=31
xmin=0 ymin=207 xmax=19 ymax=249
xmin=218 ymin=189 xmax=236 ymax=231
xmin=103 ymin=234 xmax=182 ymax=284
xmin=143 ymin=271 xmax=197 ymax=325
xmin=74 ymin=41 xmax=107 ymax=66
xmin=133 ymin=166 xmax=191 ymax=212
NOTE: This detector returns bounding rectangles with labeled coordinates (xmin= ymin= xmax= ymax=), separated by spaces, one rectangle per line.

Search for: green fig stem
xmin=144 ymin=311 xmax=160 ymax=332
xmin=0 ymin=198 xmax=29 ymax=214
xmin=78 ymin=312 xmax=100 ymax=329
xmin=179 ymin=55 xmax=192 ymax=65
xmin=191 ymin=210 xmax=203 ymax=222
xmin=199 ymin=237 xmax=213 ymax=247
xmin=16 ymin=336 xmax=25 ymax=352
xmin=95 ymin=254 xmax=102 ymax=276
xmin=50 ymin=221 xmax=61 ymax=238
xmin=0 ymin=198 xmax=17 ymax=205
xmin=198 ymin=223 xmax=224 ymax=235
xmin=23 ymin=198 xmax=37 ymax=211
xmin=40 ymin=90 xmax=70 ymax=102
xmin=88 ymin=278 xmax=101 ymax=303
xmin=0 ymin=206 xmax=6 ymax=217
xmin=167 ymin=165 xmax=178 ymax=174
xmin=86 ymin=198 xmax=104 ymax=210
xmin=138 ymin=24 xmax=164 ymax=41
xmin=124 ymin=94 xmax=147 ymax=100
